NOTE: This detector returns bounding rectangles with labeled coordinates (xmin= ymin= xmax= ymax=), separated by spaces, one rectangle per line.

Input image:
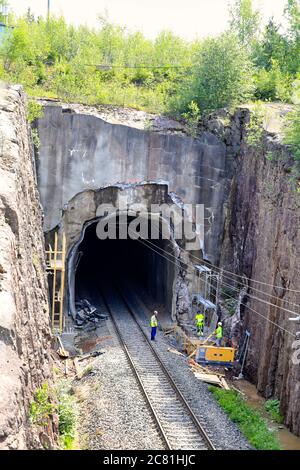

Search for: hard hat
xmin=218 ymin=322 xmax=222 ymax=326
xmin=154 ymin=310 xmax=158 ymax=314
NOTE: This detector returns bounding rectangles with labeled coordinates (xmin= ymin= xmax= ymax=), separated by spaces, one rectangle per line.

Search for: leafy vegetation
xmin=56 ymin=380 xmax=78 ymax=450
xmin=245 ymin=103 xmax=266 ymax=149
xmin=0 ymin=1 xmax=9 ymax=24
xmin=209 ymin=387 xmax=281 ymax=450
xmin=30 ymin=380 xmax=78 ymax=450
xmin=29 ymin=383 xmax=55 ymax=427
xmin=284 ymin=106 xmax=300 ymax=161
xmin=283 ymin=105 xmax=300 ymax=189
xmin=27 ymin=99 xmax=44 ymax=123
xmin=0 ymin=1 xmax=298 ymax=119
xmin=265 ymin=399 xmax=284 ymax=424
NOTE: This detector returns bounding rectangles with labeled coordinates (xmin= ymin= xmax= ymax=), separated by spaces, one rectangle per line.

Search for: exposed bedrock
xmin=0 ymin=85 xmax=53 ymax=449
xmin=220 ymin=108 xmax=300 ymax=436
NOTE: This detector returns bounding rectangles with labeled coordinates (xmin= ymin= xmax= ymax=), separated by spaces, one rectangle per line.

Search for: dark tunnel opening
xmin=74 ymin=217 xmax=176 ymax=319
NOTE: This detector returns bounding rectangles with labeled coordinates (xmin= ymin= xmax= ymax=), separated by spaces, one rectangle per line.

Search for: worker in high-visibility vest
xmin=150 ymin=310 xmax=158 ymax=341
xmin=215 ymin=322 xmax=223 ymax=347
xmin=195 ymin=311 xmax=204 ymax=336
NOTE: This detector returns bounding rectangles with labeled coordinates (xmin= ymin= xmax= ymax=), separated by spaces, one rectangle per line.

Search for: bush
xmin=265 ymin=399 xmax=284 ymax=424
xmin=0 ymin=6 xmax=298 ymax=116
xmin=56 ymin=380 xmax=78 ymax=450
xmin=27 ymin=99 xmax=44 ymax=123
xmin=29 ymin=383 xmax=55 ymax=427
xmin=209 ymin=387 xmax=281 ymax=450
xmin=30 ymin=380 xmax=78 ymax=450
xmin=283 ymin=105 xmax=300 ymax=191
xmin=284 ymin=105 xmax=300 ymax=161
xmin=254 ymin=60 xmax=292 ymax=102
xmin=171 ymin=33 xmax=254 ymax=115
xmin=245 ymin=103 xmax=266 ymax=149
xmin=182 ymin=100 xmax=201 ymax=137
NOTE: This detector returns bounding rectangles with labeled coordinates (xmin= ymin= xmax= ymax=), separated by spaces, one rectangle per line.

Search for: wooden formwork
xmin=170 ymin=325 xmax=203 ymax=356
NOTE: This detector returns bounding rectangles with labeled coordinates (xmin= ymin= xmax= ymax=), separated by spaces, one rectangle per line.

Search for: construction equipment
xmin=196 ymin=345 xmax=235 ymax=367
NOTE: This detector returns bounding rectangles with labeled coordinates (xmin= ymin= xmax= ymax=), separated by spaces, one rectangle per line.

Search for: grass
xmin=209 ymin=387 xmax=281 ymax=450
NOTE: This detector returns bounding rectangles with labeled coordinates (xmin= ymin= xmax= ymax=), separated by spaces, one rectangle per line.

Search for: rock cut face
xmin=0 ymin=86 xmax=53 ymax=449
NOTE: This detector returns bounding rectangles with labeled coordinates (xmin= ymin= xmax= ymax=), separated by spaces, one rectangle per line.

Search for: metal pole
xmin=215 ymin=268 xmax=223 ymax=311
xmin=238 ymin=331 xmax=251 ymax=379
xmin=47 ymin=0 xmax=50 ymax=19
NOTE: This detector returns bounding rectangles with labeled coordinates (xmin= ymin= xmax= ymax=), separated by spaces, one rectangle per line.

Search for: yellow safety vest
xmin=195 ymin=313 xmax=204 ymax=325
xmin=216 ymin=326 xmax=223 ymax=339
xmin=150 ymin=315 xmax=158 ymax=327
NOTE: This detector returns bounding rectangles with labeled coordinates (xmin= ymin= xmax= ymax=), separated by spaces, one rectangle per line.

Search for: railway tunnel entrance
xmin=71 ymin=214 xmax=177 ymax=324
xmin=61 ymin=183 xmax=199 ymax=327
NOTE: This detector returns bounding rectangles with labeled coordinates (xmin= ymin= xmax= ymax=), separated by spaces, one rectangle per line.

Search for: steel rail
xmin=101 ymin=284 xmax=215 ymax=450
xmin=101 ymin=289 xmax=172 ymax=450
xmin=117 ymin=287 xmax=216 ymax=451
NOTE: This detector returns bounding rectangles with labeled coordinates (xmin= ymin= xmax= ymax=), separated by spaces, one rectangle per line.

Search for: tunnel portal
xmin=73 ymin=215 xmax=176 ymax=321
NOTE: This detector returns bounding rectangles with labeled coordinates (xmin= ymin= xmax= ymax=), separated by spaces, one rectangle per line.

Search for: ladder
xmin=46 ymin=232 xmax=66 ymax=332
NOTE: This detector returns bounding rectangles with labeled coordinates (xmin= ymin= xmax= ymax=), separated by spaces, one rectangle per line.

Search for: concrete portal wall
xmin=37 ymin=104 xmax=229 ymax=263
xmin=60 ymin=184 xmax=184 ymax=321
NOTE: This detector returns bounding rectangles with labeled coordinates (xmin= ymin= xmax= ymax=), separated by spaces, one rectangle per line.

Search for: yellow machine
xmin=196 ymin=345 xmax=235 ymax=367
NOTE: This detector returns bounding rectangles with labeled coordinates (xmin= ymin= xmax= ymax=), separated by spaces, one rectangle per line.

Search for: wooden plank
xmin=220 ymin=377 xmax=230 ymax=390
xmin=164 ymin=328 xmax=175 ymax=335
xmin=74 ymin=357 xmax=82 ymax=379
xmin=193 ymin=372 xmax=223 ymax=386
xmin=167 ymin=347 xmax=185 ymax=356
xmin=188 ymin=348 xmax=197 ymax=359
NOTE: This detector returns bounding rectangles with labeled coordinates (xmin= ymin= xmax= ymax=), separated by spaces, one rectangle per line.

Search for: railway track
xmin=101 ymin=284 xmax=215 ymax=450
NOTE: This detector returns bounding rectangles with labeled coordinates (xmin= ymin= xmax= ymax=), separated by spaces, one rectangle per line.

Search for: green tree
xmin=229 ymin=0 xmax=261 ymax=46
xmin=172 ymin=33 xmax=254 ymax=114
xmin=0 ymin=1 xmax=8 ymax=24
xmin=284 ymin=0 xmax=300 ymax=74
xmin=254 ymin=19 xmax=287 ymax=70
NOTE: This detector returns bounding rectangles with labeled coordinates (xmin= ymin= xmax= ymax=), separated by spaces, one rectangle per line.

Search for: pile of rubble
xmin=75 ymin=299 xmax=108 ymax=327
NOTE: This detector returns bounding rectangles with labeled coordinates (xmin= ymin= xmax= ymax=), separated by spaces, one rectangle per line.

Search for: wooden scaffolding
xmin=46 ymin=232 xmax=66 ymax=332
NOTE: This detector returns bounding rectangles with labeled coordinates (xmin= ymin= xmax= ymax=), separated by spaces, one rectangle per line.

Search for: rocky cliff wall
xmin=0 ymin=85 xmax=53 ymax=449
xmin=220 ymin=107 xmax=300 ymax=435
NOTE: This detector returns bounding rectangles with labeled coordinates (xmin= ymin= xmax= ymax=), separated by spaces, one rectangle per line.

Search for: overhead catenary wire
xmin=186 ymin=250 xmax=300 ymax=294
xmin=122 ymin=225 xmax=297 ymax=338
xmin=205 ymin=278 xmax=296 ymax=338
xmin=201 ymin=265 xmax=300 ymax=311
xmin=84 ymin=64 xmax=197 ymax=69
xmin=139 ymin=234 xmax=300 ymax=317
xmin=138 ymin=234 xmax=300 ymax=318
xmin=119 ymin=220 xmax=300 ymax=313
xmin=214 ymin=276 xmax=300 ymax=317
xmin=116 ymin=202 xmax=300 ymax=296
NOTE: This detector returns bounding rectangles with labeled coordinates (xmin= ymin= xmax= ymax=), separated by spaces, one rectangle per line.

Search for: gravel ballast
xmin=125 ymin=291 xmax=252 ymax=450
xmin=75 ymin=319 xmax=164 ymax=450
xmin=74 ymin=289 xmax=251 ymax=450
